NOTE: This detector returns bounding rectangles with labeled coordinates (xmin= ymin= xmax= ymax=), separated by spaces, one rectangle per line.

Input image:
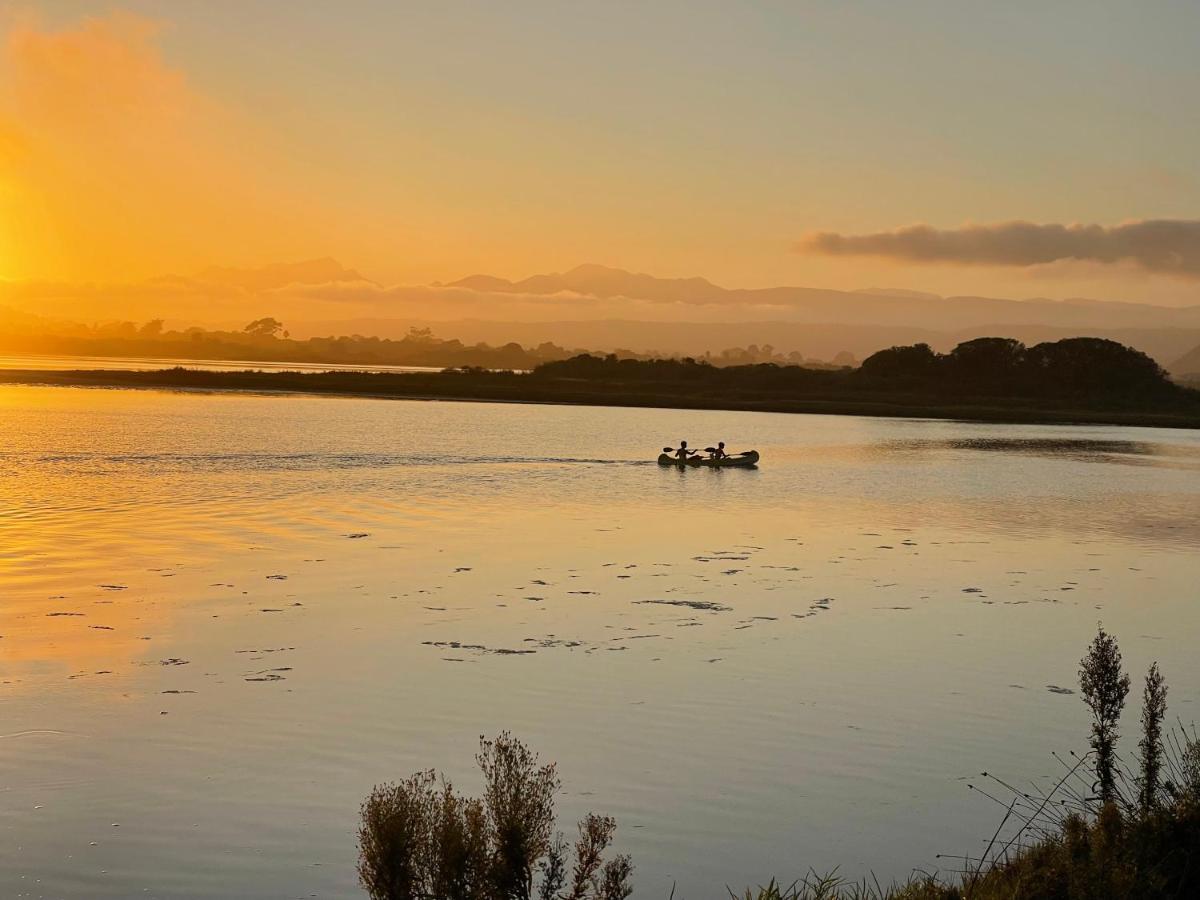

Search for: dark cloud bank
xmin=800 ymin=219 xmax=1200 ymax=277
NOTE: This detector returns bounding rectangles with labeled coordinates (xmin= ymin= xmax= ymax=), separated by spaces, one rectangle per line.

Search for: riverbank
xmin=3 ymin=366 xmax=1200 ymax=430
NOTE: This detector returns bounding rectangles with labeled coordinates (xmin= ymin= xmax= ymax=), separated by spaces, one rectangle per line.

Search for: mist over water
xmin=1 ymin=384 xmax=1198 ymax=898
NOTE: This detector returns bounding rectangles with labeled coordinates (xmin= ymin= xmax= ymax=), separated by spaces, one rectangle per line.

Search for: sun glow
xmin=0 ymin=5 xmax=1198 ymax=312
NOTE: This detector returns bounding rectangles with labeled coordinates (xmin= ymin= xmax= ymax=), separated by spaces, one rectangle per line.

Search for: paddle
xmin=704 ymin=446 xmax=752 ymax=457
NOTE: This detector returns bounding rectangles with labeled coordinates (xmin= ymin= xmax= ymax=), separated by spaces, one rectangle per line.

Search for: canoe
xmin=657 ymin=450 xmax=759 ymax=468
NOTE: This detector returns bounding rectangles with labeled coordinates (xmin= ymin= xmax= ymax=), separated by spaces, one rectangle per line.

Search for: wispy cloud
xmin=798 ymin=220 xmax=1200 ymax=278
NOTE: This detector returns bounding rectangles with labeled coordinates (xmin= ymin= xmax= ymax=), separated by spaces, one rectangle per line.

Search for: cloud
xmin=6 ymin=12 xmax=190 ymax=130
xmin=798 ymin=220 xmax=1200 ymax=278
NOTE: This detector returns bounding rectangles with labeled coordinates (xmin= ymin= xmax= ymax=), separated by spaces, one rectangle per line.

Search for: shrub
xmin=358 ymin=771 xmax=439 ymax=900
xmin=358 ymin=733 xmax=633 ymax=900
xmin=1078 ymin=624 xmax=1131 ymax=803
xmin=1138 ymin=662 xmax=1168 ymax=813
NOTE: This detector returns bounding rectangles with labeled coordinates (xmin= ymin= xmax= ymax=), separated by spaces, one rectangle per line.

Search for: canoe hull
xmin=657 ymin=450 xmax=759 ymax=468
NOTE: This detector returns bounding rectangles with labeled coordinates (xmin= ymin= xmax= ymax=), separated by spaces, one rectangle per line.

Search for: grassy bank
xmin=3 ymin=366 xmax=1200 ymax=430
xmin=731 ymin=627 xmax=1200 ymax=900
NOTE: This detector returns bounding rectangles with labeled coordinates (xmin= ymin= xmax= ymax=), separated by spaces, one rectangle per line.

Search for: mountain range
xmin=4 ymin=261 xmax=1200 ymax=371
xmin=442 ymin=264 xmax=1200 ymax=331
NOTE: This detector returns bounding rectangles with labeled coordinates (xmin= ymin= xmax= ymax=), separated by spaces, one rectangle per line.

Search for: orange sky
xmin=0 ymin=11 xmax=331 ymax=283
xmin=2 ymin=4 xmax=1200 ymax=311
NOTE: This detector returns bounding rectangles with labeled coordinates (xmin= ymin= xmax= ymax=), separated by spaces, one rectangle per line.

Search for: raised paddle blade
xmin=703 ymin=447 xmax=718 ymax=453
xmin=662 ymin=446 xmax=675 ymax=453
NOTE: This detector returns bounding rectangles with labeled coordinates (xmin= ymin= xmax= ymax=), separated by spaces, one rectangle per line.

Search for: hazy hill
xmin=1169 ymin=344 xmax=1200 ymax=379
xmin=6 ymin=261 xmax=1200 ymax=368
xmin=446 ymin=264 xmax=731 ymax=305
xmin=442 ymin=264 xmax=1200 ymax=330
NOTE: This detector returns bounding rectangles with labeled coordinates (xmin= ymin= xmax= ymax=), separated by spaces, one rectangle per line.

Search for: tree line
xmin=534 ymin=337 xmax=1187 ymax=404
xmin=0 ymin=317 xmax=846 ymax=371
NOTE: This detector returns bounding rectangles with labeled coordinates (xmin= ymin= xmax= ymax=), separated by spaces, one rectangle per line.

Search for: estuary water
xmin=1 ymin=383 xmax=1198 ymax=898
xmin=0 ymin=353 xmax=447 ymax=375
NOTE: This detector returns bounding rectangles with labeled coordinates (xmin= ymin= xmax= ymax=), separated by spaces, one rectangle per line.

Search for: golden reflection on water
xmin=1 ymin=384 xmax=1199 ymax=897
xmin=3 ymin=381 xmax=1200 ymax=678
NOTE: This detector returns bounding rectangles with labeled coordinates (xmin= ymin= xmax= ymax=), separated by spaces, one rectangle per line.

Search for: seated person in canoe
xmin=671 ymin=440 xmax=698 ymax=461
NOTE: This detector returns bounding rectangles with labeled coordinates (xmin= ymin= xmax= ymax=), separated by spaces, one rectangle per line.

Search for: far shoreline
xmin=4 ymin=366 xmax=1200 ymax=431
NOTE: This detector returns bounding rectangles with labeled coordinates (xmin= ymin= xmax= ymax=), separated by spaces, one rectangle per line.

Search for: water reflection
xmin=1 ymin=385 xmax=1198 ymax=898
xmin=875 ymin=436 xmax=1200 ymax=469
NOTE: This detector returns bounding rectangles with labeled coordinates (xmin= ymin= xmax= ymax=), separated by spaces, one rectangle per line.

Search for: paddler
xmin=673 ymin=440 xmax=698 ymax=461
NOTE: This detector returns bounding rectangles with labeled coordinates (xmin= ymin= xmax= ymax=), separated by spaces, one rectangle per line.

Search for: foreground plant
xmin=358 ymin=732 xmax=633 ymax=900
xmin=1078 ymin=624 xmax=1131 ymax=803
xmin=734 ymin=626 xmax=1200 ymax=900
xmin=1138 ymin=662 xmax=1167 ymax=813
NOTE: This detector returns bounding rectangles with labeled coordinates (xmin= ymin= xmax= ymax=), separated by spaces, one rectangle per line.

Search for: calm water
xmin=0 ymin=354 xmax=448 ymax=375
xmin=1 ymin=384 xmax=1198 ymax=899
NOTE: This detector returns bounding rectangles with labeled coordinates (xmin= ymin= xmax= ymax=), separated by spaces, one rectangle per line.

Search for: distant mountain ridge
xmin=1169 ymin=344 xmax=1200 ymax=379
xmin=446 ymin=264 xmax=729 ymax=304
xmin=444 ymin=264 xmax=1200 ymax=330
xmin=6 ymin=260 xmax=1200 ymax=370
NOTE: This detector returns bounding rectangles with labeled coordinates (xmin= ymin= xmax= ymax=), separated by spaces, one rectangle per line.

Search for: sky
xmin=2 ymin=0 xmax=1200 ymax=313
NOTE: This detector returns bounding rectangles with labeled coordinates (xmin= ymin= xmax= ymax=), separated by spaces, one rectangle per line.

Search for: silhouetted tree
xmin=1025 ymin=337 xmax=1168 ymax=396
xmin=1138 ymin=662 xmax=1168 ymax=814
xmin=244 ymin=317 xmax=284 ymax=338
xmin=945 ymin=337 xmax=1026 ymax=386
xmin=858 ymin=342 xmax=940 ymax=379
xmin=1079 ymin=624 xmax=1131 ymax=804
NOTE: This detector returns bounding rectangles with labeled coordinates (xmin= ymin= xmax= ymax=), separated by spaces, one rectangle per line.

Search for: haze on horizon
xmin=3 ymin=1 xmax=1200 ymax=320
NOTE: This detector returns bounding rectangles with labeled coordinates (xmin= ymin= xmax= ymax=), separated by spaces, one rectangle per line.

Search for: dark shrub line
xmin=536 ymin=337 xmax=1188 ymax=406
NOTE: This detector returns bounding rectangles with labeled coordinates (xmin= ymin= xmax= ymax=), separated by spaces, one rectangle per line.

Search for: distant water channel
xmin=1 ymin=383 xmax=1198 ymax=898
xmin=0 ymin=352 xmax=448 ymax=375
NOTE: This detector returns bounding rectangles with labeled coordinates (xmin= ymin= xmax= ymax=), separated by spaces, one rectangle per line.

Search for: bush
xmin=358 ymin=733 xmax=633 ymax=900
xmin=1078 ymin=624 xmax=1131 ymax=803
